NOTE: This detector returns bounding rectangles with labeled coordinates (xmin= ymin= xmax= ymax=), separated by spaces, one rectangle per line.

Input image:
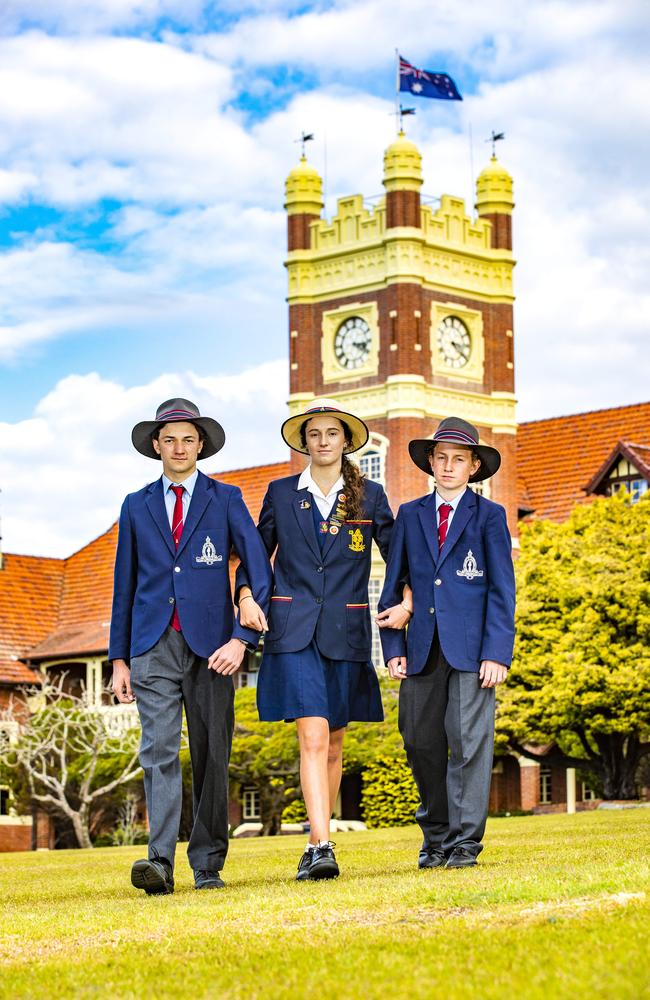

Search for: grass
xmin=1 ymin=810 xmax=649 ymax=999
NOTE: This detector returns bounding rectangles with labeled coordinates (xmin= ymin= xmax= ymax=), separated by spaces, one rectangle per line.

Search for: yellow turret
xmin=475 ymin=155 xmax=514 ymax=217
xmin=382 ymin=131 xmax=423 ymax=193
xmin=284 ymin=156 xmax=324 ymax=217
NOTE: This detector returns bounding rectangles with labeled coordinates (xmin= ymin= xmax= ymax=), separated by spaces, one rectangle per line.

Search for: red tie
xmin=170 ymin=485 xmax=184 ymax=631
xmin=438 ymin=503 xmax=453 ymax=550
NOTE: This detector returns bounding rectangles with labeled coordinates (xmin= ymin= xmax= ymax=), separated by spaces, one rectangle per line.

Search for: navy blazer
xmin=378 ymin=489 xmax=515 ymax=674
xmin=108 ymin=471 xmax=272 ymax=662
xmin=237 ymin=475 xmax=394 ymax=661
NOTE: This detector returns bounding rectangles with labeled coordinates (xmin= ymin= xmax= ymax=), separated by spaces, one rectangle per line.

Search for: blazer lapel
xmin=436 ymin=489 xmax=476 ymax=571
xmin=292 ymin=486 xmax=322 ymax=561
xmin=145 ymin=478 xmax=176 ymax=557
xmin=176 ymin=472 xmax=212 ymax=557
xmin=417 ymin=492 xmax=439 ymax=566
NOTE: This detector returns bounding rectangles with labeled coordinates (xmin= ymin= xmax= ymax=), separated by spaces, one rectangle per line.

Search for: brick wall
xmin=0 ymin=822 xmax=32 ymax=852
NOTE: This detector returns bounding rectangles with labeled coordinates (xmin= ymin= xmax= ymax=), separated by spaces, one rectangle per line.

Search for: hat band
xmin=157 ymin=408 xmax=199 ymax=421
xmin=304 ymin=406 xmax=343 ymax=414
xmin=433 ymin=428 xmax=477 ymax=446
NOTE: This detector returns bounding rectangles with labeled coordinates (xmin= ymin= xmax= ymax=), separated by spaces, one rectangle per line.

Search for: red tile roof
xmin=517 ymin=401 xmax=650 ymax=521
xmin=0 ymin=554 xmax=63 ymax=684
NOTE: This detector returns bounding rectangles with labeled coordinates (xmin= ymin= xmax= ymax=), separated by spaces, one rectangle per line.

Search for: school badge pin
xmin=195 ymin=535 xmax=223 ymax=566
xmin=329 ymin=524 xmax=340 ymax=535
xmin=300 ymin=499 xmax=311 ymax=509
xmin=456 ymin=549 xmax=483 ymax=580
xmin=348 ymin=528 xmax=365 ymax=552
xmin=338 ymin=493 xmax=346 ymax=502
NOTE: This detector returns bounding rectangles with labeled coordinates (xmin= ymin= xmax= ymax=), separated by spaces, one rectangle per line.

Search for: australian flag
xmin=399 ymin=56 xmax=462 ymax=101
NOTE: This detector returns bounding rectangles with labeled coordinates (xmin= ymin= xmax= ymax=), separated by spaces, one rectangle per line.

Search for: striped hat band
xmin=158 ymin=408 xmax=199 ymax=421
xmin=433 ymin=428 xmax=478 ymax=446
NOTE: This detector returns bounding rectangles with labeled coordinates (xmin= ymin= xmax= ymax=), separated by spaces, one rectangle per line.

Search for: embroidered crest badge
xmin=456 ymin=549 xmax=483 ymax=580
xmin=195 ymin=535 xmax=223 ymax=566
xmin=348 ymin=527 xmax=365 ymax=552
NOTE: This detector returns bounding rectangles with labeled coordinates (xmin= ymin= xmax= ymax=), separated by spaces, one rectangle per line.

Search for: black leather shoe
xmin=296 ymin=850 xmax=314 ymax=881
xmin=446 ymin=846 xmax=478 ymax=869
xmin=194 ymin=869 xmax=225 ymax=890
xmin=131 ymin=857 xmax=174 ymax=895
xmin=418 ymin=847 xmax=447 ymax=869
xmin=309 ymin=842 xmax=339 ymax=880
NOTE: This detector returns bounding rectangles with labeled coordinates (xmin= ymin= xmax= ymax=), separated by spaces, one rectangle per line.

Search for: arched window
xmin=354 ymin=432 xmax=389 ymax=486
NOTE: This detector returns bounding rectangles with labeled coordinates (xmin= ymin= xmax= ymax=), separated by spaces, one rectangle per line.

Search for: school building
xmin=1 ymin=134 xmax=648 ymax=847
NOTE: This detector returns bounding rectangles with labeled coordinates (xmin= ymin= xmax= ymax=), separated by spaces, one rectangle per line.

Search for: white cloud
xmin=0 ymin=362 xmax=289 ymax=557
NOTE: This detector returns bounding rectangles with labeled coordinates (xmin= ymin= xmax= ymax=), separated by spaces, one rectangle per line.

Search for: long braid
xmin=342 ymin=453 xmax=366 ymax=521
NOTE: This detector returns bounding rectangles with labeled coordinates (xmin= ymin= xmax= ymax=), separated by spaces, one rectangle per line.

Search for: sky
xmin=0 ymin=0 xmax=649 ymax=557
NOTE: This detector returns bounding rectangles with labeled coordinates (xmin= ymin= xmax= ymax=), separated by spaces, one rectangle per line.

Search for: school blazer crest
xmin=108 ymin=472 xmax=272 ymax=662
xmin=378 ymin=489 xmax=516 ymax=674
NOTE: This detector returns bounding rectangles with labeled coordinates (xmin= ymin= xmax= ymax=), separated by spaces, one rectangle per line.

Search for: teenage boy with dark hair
xmin=377 ymin=417 xmax=515 ymax=869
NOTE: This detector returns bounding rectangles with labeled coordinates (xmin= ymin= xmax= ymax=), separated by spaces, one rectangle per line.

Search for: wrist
xmin=239 ymin=594 xmax=254 ymax=604
xmin=400 ymin=602 xmax=413 ymax=615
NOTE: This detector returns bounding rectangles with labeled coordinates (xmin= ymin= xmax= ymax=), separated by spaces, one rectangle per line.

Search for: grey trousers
xmin=398 ymin=634 xmax=495 ymax=857
xmin=130 ymin=626 xmax=235 ymax=872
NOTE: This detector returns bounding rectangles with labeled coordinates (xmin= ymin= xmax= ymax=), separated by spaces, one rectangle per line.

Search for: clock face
xmin=437 ymin=316 xmax=471 ymax=369
xmin=334 ymin=316 xmax=372 ymax=370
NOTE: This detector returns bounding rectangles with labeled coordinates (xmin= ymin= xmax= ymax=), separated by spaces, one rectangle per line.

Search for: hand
xmin=208 ymin=638 xmax=247 ymax=675
xmin=479 ymin=660 xmax=508 ymax=688
xmin=387 ymin=656 xmax=408 ymax=681
xmin=112 ymin=660 xmax=135 ymax=703
xmin=376 ymin=604 xmax=411 ymax=629
xmin=239 ymin=596 xmax=268 ymax=632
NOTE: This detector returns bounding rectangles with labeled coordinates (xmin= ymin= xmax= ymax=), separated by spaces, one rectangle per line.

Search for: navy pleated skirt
xmin=257 ymin=639 xmax=384 ymax=730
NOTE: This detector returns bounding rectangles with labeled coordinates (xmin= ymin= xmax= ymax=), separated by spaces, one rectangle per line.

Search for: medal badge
xmin=456 ymin=549 xmax=484 ymax=580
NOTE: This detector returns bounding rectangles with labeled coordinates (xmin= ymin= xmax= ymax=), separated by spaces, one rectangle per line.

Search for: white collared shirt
xmin=298 ymin=465 xmax=345 ymax=520
xmin=435 ymin=488 xmax=467 ymax=531
xmin=162 ymin=469 xmax=199 ymax=529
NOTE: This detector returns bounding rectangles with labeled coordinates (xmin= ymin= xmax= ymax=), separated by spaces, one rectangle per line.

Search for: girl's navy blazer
xmin=108 ymin=471 xmax=272 ymax=662
xmin=378 ymin=489 xmax=515 ymax=674
xmin=238 ymin=474 xmax=394 ymax=661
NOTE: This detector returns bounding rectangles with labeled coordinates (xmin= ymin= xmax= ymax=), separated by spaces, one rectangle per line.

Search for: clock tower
xmin=284 ymin=133 xmax=517 ymax=532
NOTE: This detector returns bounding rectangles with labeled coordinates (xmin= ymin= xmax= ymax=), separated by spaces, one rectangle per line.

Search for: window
xmin=581 ymin=782 xmax=596 ymax=802
xmin=354 ymin=432 xmax=389 ymax=486
xmin=469 ymin=479 xmax=491 ymax=499
xmin=603 ymin=458 xmax=648 ymax=503
xmin=539 ymin=766 xmax=552 ymax=804
xmin=242 ymin=787 xmax=260 ymax=821
xmin=359 ymin=449 xmax=382 ymax=483
xmin=0 ymin=788 xmax=9 ymax=816
xmin=236 ymin=670 xmax=258 ymax=690
xmin=367 ymin=577 xmax=384 ymax=667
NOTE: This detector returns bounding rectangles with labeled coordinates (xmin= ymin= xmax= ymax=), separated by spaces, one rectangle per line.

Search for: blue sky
xmin=1 ymin=0 xmax=649 ymax=555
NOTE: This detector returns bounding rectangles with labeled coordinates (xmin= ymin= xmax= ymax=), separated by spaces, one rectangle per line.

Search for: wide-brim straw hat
xmin=131 ymin=397 xmax=226 ymax=460
xmin=408 ymin=416 xmax=501 ymax=483
xmin=281 ymin=398 xmax=369 ymax=455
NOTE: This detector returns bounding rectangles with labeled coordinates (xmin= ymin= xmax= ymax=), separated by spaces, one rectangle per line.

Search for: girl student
xmin=237 ymin=399 xmax=411 ymax=880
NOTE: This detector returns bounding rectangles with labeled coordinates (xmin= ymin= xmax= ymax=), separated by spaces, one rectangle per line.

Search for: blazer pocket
xmin=346 ymin=603 xmax=371 ymax=650
xmin=190 ymin=529 xmax=227 ymax=569
xmin=341 ymin=522 xmax=372 ymax=559
xmin=267 ymin=596 xmax=293 ymax=640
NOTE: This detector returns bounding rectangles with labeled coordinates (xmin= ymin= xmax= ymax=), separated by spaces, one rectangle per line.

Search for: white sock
xmin=316 ymin=840 xmax=331 ymax=850
xmin=305 ymin=842 xmax=316 ymax=852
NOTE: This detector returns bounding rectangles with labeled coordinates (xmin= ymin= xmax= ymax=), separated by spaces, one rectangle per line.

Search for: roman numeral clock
xmin=283 ymin=137 xmax=518 ymax=533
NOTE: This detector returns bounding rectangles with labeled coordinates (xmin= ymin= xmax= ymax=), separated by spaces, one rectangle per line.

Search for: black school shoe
xmin=194 ymin=869 xmax=225 ymax=890
xmin=309 ymin=842 xmax=339 ymax=880
xmin=296 ymin=849 xmax=314 ymax=881
xmin=418 ymin=847 xmax=447 ymax=869
xmin=445 ymin=846 xmax=478 ymax=869
xmin=131 ymin=857 xmax=174 ymax=895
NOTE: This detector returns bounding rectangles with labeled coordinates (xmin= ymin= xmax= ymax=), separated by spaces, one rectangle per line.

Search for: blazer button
xmin=429 ymin=607 xmax=435 ymax=614
xmin=317 ymin=566 xmax=323 ymax=573
xmin=174 ymin=566 xmax=181 ymax=573
xmin=315 ymin=597 xmax=323 ymax=605
xmin=169 ymin=597 xmax=175 ymax=604
xmin=435 ymin=578 xmax=442 ymax=586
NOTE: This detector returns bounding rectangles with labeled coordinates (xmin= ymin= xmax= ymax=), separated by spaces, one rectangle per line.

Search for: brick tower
xmin=284 ymin=134 xmax=517 ymax=532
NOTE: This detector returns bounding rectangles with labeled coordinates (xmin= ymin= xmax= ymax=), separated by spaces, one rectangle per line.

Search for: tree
xmin=0 ymin=678 xmax=142 ymax=849
xmin=498 ymin=492 xmax=650 ymax=798
xmin=230 ymin=688 xmax=301 ymax=835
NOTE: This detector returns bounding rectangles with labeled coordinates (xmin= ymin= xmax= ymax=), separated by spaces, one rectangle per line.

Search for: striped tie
xmin=170 ymin=485 xmax=184 ymax=631
xmin=437 ymin=503 xmax=453 ymax=549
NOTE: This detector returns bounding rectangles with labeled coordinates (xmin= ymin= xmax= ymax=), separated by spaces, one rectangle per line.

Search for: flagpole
xmin=395 ymin=48 xmax=400 ymax=132
xmin=468 ymin=121 xmax=475 ymax=219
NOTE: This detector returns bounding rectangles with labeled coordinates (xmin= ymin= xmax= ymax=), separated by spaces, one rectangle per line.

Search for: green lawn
xmin=1 ymin=810 xmax=649 ymax=999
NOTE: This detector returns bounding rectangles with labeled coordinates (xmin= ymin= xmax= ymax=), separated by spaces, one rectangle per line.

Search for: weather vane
xmin=295 ymin=131 xmax=314 ymax=157
xmin=486 ymin=130 xmax=505 ymax=156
